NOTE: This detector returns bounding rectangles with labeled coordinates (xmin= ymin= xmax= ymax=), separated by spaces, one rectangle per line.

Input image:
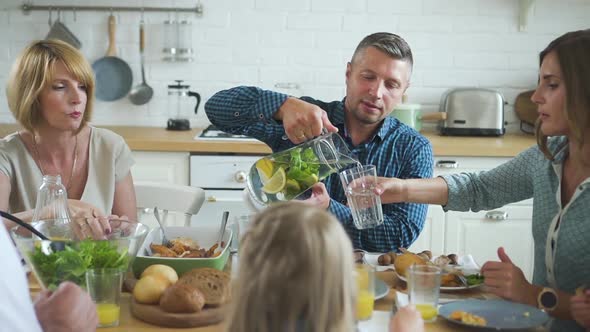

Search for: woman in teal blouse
xmin=372 ymin=29 xmax=590 ymax=331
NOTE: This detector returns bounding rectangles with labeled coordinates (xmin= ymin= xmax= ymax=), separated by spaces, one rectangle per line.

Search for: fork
xmin=154 ymin=207 xmax=171 ymax=246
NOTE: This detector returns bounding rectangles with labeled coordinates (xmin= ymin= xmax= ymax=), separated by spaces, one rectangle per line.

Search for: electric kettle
xmin=166 ymin=80 xmax=201 ymax=131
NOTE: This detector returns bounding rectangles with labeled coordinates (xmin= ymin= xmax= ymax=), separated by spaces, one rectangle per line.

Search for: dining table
xmin=28 ymin=264 xmax=548 ymax=332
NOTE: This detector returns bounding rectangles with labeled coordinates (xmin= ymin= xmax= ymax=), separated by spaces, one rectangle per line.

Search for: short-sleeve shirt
xmin=0 ymin=127 xmax=134 ymax=215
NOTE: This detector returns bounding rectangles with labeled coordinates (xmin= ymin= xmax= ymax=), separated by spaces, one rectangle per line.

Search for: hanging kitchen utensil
xmin=515 ymin=90 xmax=537 ymax=134
xmin=46 ymin=9 xmax=82 ymax=49
xmin=92 ymin=14 xmax=133 ymax=102
xmin=129 ymin=19 xmax=153 ymax=105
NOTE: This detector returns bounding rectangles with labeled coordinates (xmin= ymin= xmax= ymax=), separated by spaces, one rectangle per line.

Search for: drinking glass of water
xmin=339 ymin=165 xmax=384 ymax=229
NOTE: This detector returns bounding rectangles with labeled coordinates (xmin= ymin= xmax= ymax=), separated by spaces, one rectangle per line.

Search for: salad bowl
xmin=11 ymin=218 xmax=148 ymax=290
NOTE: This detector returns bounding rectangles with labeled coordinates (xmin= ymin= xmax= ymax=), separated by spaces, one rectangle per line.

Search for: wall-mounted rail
xmin=21 ymin=2 xmax=203 ymax=16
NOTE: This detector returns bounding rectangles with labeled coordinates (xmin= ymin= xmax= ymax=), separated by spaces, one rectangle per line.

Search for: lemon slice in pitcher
xmin=255 ymin=159 xmax=274 ymax=184
xmin=262 ymin=168 xmax=286 ymax=194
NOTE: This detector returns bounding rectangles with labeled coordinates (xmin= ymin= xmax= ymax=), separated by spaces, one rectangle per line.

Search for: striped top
xmin=205 ymin=86 xmax=434 ymax=252
xmin=441 ymin=136 xmax=590 ymax=332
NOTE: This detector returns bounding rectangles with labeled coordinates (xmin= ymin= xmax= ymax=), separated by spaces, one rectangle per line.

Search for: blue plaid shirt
xmin=205 ymin=86 xmax=434 ymax=252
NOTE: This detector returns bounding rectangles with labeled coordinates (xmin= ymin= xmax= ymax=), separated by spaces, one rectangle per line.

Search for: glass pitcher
xmin=246 ymin=132 xmax=360 ymax=206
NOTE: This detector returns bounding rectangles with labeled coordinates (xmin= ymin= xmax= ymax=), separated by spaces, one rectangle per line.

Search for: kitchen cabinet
xmin=445 ymin=203 xmax=534 ymax=280
xmin=131 ymin=151 xmax=189 ymax=185
xmin=408 ymin=156 xmax=534 ymax=281
xmin=131 ymin=151 xmax=190 ymax=227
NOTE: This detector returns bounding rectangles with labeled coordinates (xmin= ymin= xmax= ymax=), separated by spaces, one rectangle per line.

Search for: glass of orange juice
xmin=408 ymin=265 xmax=441 ymax=323
xmin=355 ymin=263 xmax=375 ymax=321
xmin=86 ymin=268 xmax=123 ymax=327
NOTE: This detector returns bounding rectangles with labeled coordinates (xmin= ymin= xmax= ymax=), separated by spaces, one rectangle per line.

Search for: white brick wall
xmin=0 ymin=0 xmax=588 ymax=131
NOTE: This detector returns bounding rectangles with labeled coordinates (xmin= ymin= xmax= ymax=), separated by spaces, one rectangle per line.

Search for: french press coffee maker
xmin=166 ymin=80 xmax=201 ymax=131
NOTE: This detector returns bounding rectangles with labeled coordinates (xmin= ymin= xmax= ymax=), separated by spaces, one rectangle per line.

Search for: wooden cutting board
xmin=130 ymin=298 xmax=225 ymax=328
xmin=514 ymin=90 xmax=537 ymax=125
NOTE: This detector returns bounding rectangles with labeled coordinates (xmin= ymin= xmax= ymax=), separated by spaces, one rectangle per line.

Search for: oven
xmin=190 ymin=154 xmax=261 ymax=226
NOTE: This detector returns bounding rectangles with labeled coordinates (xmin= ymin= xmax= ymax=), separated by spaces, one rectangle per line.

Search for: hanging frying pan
xmin=92 ymin=14 xmax=133 ymax=101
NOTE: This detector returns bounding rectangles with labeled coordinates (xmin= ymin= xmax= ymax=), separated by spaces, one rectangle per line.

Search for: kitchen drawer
xmin=190 ymin=155 xmax=260 ymax=189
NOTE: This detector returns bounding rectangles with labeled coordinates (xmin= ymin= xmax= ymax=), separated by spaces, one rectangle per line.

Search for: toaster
xmin=438 ymin=88 xmax=505 ymax=136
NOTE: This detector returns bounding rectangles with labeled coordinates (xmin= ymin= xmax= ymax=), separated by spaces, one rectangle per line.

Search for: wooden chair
xmin=134 ymin=181 xmax=205 ymax=227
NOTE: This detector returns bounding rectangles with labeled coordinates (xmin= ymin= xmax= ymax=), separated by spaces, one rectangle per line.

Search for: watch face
xmin=540 ymin=290 xmax=557 ymax=308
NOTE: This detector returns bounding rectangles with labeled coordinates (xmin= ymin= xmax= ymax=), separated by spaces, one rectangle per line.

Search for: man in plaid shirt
xmin=205 ymin=32 xmax=433 ymax=252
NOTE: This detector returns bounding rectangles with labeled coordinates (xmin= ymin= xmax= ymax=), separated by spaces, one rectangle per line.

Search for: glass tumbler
xmin=355 ymin=263 xmax=375 ymax=321
xmin=86 ymin=268 xmax=124 ymax=328
xmin=408 ymin=265 xmax=441 ymax=323
xmin=339 ymin=165 xmax=384 ymax=229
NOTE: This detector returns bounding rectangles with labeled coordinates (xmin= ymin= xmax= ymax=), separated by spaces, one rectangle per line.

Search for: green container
xmin=391 ymin=103 xmax=422 ymax=131
xmin=132 ymin=226 xmax=232 ymax=278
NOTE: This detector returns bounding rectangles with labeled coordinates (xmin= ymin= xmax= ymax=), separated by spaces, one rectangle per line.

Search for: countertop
xmin=0 ymin=124 xmax=537 ymax=157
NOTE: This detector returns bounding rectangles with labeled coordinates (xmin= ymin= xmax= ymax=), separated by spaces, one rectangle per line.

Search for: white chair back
xmin=134 ymin=181 xmax=205 ymax=227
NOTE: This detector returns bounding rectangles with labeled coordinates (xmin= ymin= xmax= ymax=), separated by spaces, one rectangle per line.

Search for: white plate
xmin=374 ymin=279 xmax=389 ymax=300
xmin=364 ymin=252 xmax=395 ymax=272
xmin=395 ymin=271 xmax=483 ymax=291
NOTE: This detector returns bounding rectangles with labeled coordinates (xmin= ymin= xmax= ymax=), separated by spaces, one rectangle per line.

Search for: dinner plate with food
xmin=367 ymin=249 xmax=485 ymax=291
xmin=438 ymin=299 xmax=549 ymax=330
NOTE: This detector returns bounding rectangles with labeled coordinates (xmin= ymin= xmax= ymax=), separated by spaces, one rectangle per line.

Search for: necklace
xmin=27 ymin=132 xmax=78 ymax=192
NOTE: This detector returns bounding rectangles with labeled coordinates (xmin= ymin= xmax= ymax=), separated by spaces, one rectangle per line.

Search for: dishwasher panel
xmin=190 ymin=155 xmax=261 ymax=226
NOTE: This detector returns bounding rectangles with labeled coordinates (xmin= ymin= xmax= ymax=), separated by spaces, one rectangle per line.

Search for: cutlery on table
xmin=154 ymin=206 xmax=171 ymax=246
xmin=215 ymin=211 xmax=229 ymax=255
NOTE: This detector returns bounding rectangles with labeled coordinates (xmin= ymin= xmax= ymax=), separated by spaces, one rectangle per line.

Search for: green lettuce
xmin=30 ymin=239 xmax=129 ymax=290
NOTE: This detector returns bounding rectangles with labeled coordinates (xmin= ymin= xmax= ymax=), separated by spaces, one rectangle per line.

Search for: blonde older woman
xmin=0 ymin=39 xmax=137 ymax=236
xmin=227 ymin=202 xmax=423 ymax=332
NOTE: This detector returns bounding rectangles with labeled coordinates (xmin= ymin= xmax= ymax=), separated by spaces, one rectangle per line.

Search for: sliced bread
xmin=177 ymin=268 xmax=231 ymax=306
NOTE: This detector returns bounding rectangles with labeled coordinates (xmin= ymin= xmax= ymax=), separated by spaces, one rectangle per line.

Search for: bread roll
xmin=177 ymin=268 xmax=231 ymax=306
xmin=141 ymin=264 xmax=179 ymax=285
xmin=133 ymin=275 xmax=169 ymax=304
xmin=160 ymin=283 xmax=205 ymax=313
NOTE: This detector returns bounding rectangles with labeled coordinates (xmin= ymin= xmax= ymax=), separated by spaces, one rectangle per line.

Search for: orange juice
xmin=96 ymin=303 xmax=120 ymax=326
xmin=356 ymin=290 xmax=375 ymax=320
xmin=355 ymin=264 xmax=375 ymax=320
xmin=356 ymin=267 xmax=369 ymax=290
xmin=415 ymin=303 xmax=438 ymax=322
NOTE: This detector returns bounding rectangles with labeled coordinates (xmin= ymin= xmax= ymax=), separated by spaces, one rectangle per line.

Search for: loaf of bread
xmin=177 ymin=268 xmax=231 ymax=306
xmin=159 ymin=283 xmax=206 ymax=313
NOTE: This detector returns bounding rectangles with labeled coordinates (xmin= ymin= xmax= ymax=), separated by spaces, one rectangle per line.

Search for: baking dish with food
xmin=132 ymin=225 xmax=232 ymax=278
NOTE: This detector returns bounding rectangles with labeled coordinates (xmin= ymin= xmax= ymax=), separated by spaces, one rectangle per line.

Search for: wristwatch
xmin=537 ymin=287 xmax=558 ymax=311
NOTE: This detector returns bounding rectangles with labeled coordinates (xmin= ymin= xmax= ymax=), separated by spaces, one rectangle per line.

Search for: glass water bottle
xmin=31 ymin=175 xmax=73 ymax=239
